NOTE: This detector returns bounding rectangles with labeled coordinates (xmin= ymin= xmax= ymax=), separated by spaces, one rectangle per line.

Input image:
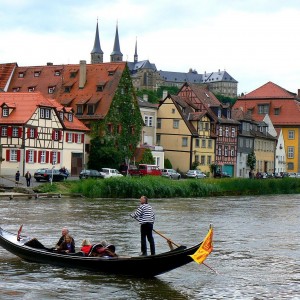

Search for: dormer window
xmin=68 ymin=113 xmax=73 ymax=122
xmin=34 ymin=71 xmax=41 ymax=77
xmin=108 ymin=70 xmax=115 ymax=76
xmin=40 ymin=108 xmax=51 ymax=119
xmin=60 ymin=112 xmax=64 ymax=120
xmin=77 ymin=105 xmax=83 ymax=115
xmin=64 ymin=86 xmax=71 ymax=93
xmin=12 ymin=87 xmax=20 ymax=92
xmin=18 ymin=72 xmax=25 ymax=78
xmin=217 ymin=108 xmax=221 ymax=118
xmin=96 ymin=82 xmax=106 ymax=92
xmin=70 ymin=71 xmax=77 ymax=78
xmin=2 ymin=108 xmax=9 ymax=117
xmin=87 ymin=104 xmax=95 ymax=115
xmin=48 ymin=86 xmax=55 ymax=94
xmin=54 ymin=70 xmax=61 ymax=76
xmin=28 ymin=87 xmax=35 ymax=92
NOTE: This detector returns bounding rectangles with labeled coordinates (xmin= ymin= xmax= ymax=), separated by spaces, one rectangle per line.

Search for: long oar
xmin=153 ymin=229 xmax=180 ymax=250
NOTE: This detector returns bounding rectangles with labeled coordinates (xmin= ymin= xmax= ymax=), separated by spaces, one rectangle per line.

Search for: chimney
xmin=143 ymin=94 xmax=148 ymax=102
xmin=162 ymin=90 xmax=168 ymax=100
xmin=79 ymin=60 xmax=87 ymax=89
xmin=47 ymin=62 xmax=53 ymax=66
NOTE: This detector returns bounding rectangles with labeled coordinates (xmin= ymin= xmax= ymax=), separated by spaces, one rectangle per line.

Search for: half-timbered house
xmin=0 ymin=92 xmax=88 ymax=176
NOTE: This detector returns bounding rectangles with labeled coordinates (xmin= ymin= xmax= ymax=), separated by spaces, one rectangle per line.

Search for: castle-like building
xmin=91 ymin=21 xmax=238 ymax=97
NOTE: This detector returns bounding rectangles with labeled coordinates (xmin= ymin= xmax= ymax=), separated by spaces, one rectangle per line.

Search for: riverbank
xmin=31 ymin=176 xmax=300 ymax=199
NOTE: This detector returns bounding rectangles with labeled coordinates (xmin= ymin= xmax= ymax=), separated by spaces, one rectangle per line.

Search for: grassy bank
xmin=33 ymin=176 xmax=300 ymax=199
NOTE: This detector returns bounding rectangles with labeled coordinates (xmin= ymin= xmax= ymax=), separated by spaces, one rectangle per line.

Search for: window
xmin=225 ymin=127 xmax=229 ymax=137
xmin=27 ymin=150 xmax=34 ymax=163
xmin=231 ymin=147 xmax=235 ymax=156
xmin=10 ymin=149 xmax=18 ymax=162
xmin=144 ymin=115 xmax=153 ymax=127
xmin=54 ymin=70 xmax=61 ymax=76
xmin=60 ymin=112 xmax=64 ymax=120
xmin=258 ymin=104 xmax=269 ymax=114
xmin=29 ymin=128 xmax=35 ymax=138
xmin=201 ymin=139 xmax=206 ymax=148
xmin=195 ymin=155 xmax=199 ymax=162
xmin=40 ymin=151 xmax=46 ymax=163
xmin=274 ymin=108 xmax=280 ymax=115
xmin=51 ymin=151 xmax=58 ymax=164
xmin=34 ymin=71 xmax=40 ymax=77
xmin=198 ymin=122 xmax=203 ymax=131
xmin=208 ymin=140 xmax=212 ymax=148
xmin=219 ymin=127 xmax=223 ymax=136
xmin=231 ymin=127 xmax=236 ymax=137
xmin=28 ymin=87 xmax=35 ymax=92
xmin=12 ymin=87 xmax=20 ymax=92
xmin=217 ymin=108 xmax=221 ymax=118
xmin=173 ymin=120 xmax=179 ymax=129
xmin=12 ymin=127 xmax=19 ymax=137
xmin=77 ymin=105 xmax=83 ymax=115
xmin=217 ymin=146 xmax=222 ymax=156
xmin=207 ymin=156 xmax=212 ymax=165
xmin=205 ymin=122 xmax=209 ymax=131
xmin=1 ymin=126 xmax=7 ymax=136
xmin=200 ymin=156 xmax=205 ymax=165
xmin=68 ymin=113 xmax=73 ymax=122
xmin=157 ymin=118 xmax=161 ymax=129
xmin=64 ymin=86 xmax=71 ymax=93
xmin=195 ymin=139 xmax=200 ymax=148
xmin=48 ymin=86 xmax=55 ymax=94
xmin=40 ymin=108 xmax=51 ymax=119
xmin=87 ymin=105 xmax=94 ymax=115
xmin=288 ymin=130 xmax=295 ymax=139
xmin=172 ymin=108 xmax=175 ymax=114
xmin=182 ymin=137 xmax=188 ymax=147
xmin=288 ymin=146 xmax=294 ymax=159
xmin=2 ymin=108 xmax=9 ymax=117
xmin=18 ymin=72 xmax=24 ymax=78
xmin=67 ymin=133 xmax=73 ymax=143
xmin=96 ymin=85 xmax=104 ymax=92
xmin=156 ymin=134 xmax=161 ymax=145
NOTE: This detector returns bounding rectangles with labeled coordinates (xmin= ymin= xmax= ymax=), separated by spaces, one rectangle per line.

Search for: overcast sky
xmin=1 ymin=0 xmax=300 ymax=95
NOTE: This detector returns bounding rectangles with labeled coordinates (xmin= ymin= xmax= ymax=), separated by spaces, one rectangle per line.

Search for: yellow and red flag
xmin=189 ymin=226 xmax=213 ymax=264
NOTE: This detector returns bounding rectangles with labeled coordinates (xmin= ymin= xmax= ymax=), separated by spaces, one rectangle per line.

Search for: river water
xmin=0 ymin=194 xmax=299 ymax=299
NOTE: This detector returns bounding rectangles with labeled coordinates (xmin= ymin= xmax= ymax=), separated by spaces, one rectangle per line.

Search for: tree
xmin=139 ymin=148 xmax=155 ymax=165
xmin=164 ymin=158 xmax=172 ymax=169
xmin=247 ymin=152 xmax=256 ymax=173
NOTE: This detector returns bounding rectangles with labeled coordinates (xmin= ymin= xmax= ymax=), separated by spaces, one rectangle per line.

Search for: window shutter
xmin=17 ymin=150 xmax=21 ymax=162
xmin=50 ymin=152 xmax=53 ymax=164
xmin=18 ymin=128 xmax=22 ymax=138
xmin=57 ymin=152 xmax=61 ymax=163
xmin=26 ymin=150 xmax=29 ymax=163
xmin=6 ymin=149 xmax=10 ymax=161
xmin=82 ymin=134 xmax=84 ymax=143
xmin=59 ymin=130 xmax=62 ymax=141
xmin=46 ymin=151 xmax=49 ymax=163
xmin=35 ymin=128 xmax=38 ymax=138
xmin=52 ymin=131 xmax=55 ymax=140
xmin=7 ymin=127 xmax=12 ymax=137
xmin=27 ymin=128 xmax=30 ymax=138
xmin=38 ymin=151 xmax=41 ymax=163
xmin=72 ymin=133 xmax=75 ymax=143
xmin=34 ymin=150 xmax=37 ymax=163
xmin=66 ymin=133 xmax=69 ymax=142
xmin=75 ymin=134 xmax=78 ymax=143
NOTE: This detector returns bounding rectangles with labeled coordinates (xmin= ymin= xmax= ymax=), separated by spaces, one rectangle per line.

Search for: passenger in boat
xmin=88 ymin=240 xmax=117 ymax=257
xmin=131 ymin=195 xmax=155 ymax=256
xmin=80 ymin=239 xmax=92 ymax=256
xmin=57 ymin=234 xmax=75 ymax=253
xmin=56 ymin=227 xmax=75 ymax=249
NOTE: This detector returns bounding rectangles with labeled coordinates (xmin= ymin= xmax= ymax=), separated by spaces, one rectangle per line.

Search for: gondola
xmin=0 ymin=226 xmax=203 ymax=277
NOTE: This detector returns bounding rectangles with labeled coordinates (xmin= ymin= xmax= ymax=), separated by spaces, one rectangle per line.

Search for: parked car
xmin=186 ymin=170 xmax=206 ymax=179
xmin=79 ymin=169 xmax=103 ymax=179
xmin=214 ymin=171 xmax=231 ymax=178
xmin=255 ymin=172 xmax=267 ymax=179
xmin=100 ymin=168 xmax=123 ymax=178
xmin=127 ymin=164 xmax=162 ymax=177
xmin=161 ymin=169 xmax=181 ymax=180
xmin=119 ymin=164 xmax=138 ymax=176
xmin=34 ymin=168 xmax=67 ymax=182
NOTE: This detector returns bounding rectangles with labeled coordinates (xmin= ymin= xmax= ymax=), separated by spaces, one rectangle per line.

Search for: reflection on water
xmin=0 ymin=195 xmax=300 ymax=299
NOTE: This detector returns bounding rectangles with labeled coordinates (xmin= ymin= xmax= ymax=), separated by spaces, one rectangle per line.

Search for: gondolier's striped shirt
xmin=132 ymin=204 xmax=155 ymax=224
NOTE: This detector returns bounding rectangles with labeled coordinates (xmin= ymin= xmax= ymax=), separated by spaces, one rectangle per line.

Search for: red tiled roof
xmin=240 ymin=81 xmax=296 ymax=99
xmin=0 ymin=63 xmax=17 ymax=91
xmin=0 ymin=92 xmax=88 ymax=131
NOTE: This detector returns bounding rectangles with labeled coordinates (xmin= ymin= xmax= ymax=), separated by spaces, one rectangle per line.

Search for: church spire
xmin=110 ymin=22 xmax=123 ymax=62
xmin=134 ymin=37 xmax=138 ymax=63
xmin=91 ymin=19 xmax=103 ymax=64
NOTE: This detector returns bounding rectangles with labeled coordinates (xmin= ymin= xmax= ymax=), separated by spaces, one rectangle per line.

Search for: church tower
xmin=134 ymin=38 xmax=138 ymax=63
xmin=110 ymin=23 xmax=123 ymax=62
xmin=91 ymin=20 xmax=104 ymax=64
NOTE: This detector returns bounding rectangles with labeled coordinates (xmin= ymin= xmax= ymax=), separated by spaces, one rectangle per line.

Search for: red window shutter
xmin=46 ymin=151 xmax=49 ymax=163
xmin=72 ymin=133 xmax=75 ymax=143
xmin=82 ymin=134 xmax=84 ymax=143
xmin=35 ymin=128 xmax=38 ymax=138
xmin=34 ymin=150 xmax=37 ymax=163
xmin=66 ymin=133 xmax=69 ymax=142
xmin=38 ymin=151 xmax=41 ymax=163
xmin=27 ymin=128 xmax=30 ymax=138
xmin=18 ymin=128 xmax=22 ymax=138
xmin=52 ymin=131 xmax=55 ymax=140
xmin=17 ymin=150 xmax=21 ymax=162
xmin=75 ymin=134 xmax=78 ymax=143
xmin=26 ymin=150 xmax=29 ymax=163
xmin=7 ymin=127 xmax=12 ymax=137
xmin=50 ymin=152 xmax=53 ymax=164
xmin=57 ymin=152 xmax=61 ymax=163
xmin=6 ymin=149 xmax=10 ymax=161
xmin=59 ymin=131 xmax=62 ymax=141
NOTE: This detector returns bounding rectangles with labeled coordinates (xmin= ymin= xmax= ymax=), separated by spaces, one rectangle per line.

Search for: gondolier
xmin=131 ymin=195 xmax=155 ymax=256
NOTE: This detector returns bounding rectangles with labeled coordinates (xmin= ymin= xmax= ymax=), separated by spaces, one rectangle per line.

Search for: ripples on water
xmin=0 ymin=195 xmax=300 ymax=299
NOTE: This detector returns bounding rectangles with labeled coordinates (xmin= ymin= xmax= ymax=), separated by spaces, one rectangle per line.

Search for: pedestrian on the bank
xmin=130 ymin=195 xmax=155 ymax=256
xmin=25 ymin=171 xmax=32 ymax=187
xmin=15 ymin=170 xmax=20 ymax=186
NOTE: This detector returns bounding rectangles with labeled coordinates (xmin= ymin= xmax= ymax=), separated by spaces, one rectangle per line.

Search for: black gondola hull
xmin=0 ymin=227 xmax=201 ymax=277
